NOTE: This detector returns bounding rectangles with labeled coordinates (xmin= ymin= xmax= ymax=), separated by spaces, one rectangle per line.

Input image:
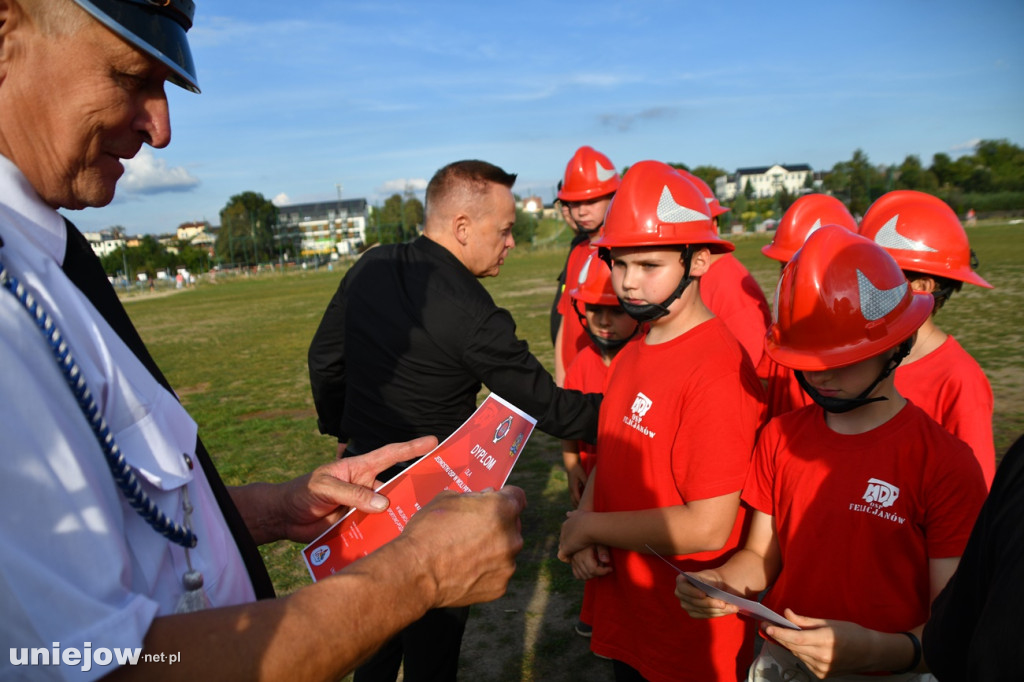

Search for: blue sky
xmin=70 ymin=0 xmax=1024 ymax=235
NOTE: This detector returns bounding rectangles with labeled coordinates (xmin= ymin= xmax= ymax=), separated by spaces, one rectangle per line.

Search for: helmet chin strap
xmin=615 ymin=246 xmax=695 ymax=324
xmin=571 ymin=300 xmax=639 ymax=353
xmin=795 ymin=338 xmax=914 ymax=414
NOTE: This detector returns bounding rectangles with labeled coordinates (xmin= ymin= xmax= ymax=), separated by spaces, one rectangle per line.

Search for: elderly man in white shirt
xmin=0 ymin=1 xmax=525 ymax=680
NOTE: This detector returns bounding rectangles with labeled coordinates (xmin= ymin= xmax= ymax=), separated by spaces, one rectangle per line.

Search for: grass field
xmin=125 ymin=221 xmax=1024 ymax=681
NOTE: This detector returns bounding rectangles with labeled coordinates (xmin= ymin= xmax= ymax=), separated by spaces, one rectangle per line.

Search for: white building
xmin=276 ymin=198 xmax=369 ymax=258
xmin=83 ymin=231 xmax=125 ymax=258
xmin=716 ymin=164 xmax=814 ymax=200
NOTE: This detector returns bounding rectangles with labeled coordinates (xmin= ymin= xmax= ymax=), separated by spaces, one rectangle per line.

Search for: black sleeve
xmin=464 ymin=305 xmax=601 ymax=443
xmin=308 ymin=273 xmax=350 ymax=440
xmin=924 ymin=433 xmax=1024 ymax=681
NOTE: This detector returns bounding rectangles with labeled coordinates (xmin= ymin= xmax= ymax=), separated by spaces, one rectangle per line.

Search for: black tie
xmin=60 ymin=218 xmax=275 ymax=600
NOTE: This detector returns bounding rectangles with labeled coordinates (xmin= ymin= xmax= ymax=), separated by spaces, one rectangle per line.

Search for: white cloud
xmin=272 ymin=192 xmax=291 ymax=206
xmin=950 ymin=138 xmax=981 ymax=153
xmin=376 ymin=178 xmax=428 ymax=195
xmin=120 ymin=149 xmax=200 ymax=194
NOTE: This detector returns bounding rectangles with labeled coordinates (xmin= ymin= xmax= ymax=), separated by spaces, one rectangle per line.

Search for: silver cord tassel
xmin=175 ymin=477 xmax=210 ymax=613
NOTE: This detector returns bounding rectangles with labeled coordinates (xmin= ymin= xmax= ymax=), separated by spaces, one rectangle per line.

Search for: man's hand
xmin=396 ymin=486 xmax=527 ymax=609
xmin=234 ymin=436 xmax=437 ymax=545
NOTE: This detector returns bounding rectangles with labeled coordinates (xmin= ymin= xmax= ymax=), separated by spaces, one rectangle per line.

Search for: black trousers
xmin=354 ymin=606 xmax=471 ymax=682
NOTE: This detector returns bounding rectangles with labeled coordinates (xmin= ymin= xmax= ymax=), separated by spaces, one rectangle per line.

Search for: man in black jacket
xmin=308 ymin=159 xmax=601 ymax=681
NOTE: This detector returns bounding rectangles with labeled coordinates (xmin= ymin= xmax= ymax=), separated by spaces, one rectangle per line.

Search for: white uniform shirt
xmin=0 ymin=155 xmax=255 ymax=681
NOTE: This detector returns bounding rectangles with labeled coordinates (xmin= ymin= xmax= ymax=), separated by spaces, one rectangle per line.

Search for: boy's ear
xmin=908 ymin=276 xmax=937 ymax=294
xmin=688 ymin=247 xmax=712 ymax=277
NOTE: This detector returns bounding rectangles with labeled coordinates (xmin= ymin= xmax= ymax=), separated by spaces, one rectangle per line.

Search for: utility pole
xmin=336 ymin=183 xmax=343 ymax=254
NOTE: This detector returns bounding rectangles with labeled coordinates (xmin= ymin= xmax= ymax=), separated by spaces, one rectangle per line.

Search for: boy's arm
xmin=763 ymin=556 xmax=959 ymax=677
xmin=559 ymin=490 xmax=743 ymax=559
xmin=553 ymin=319 xmax=566 ymax=386
xmin=561 ymin=439 xmax=586 ymax=508
xmin=676 ymin=509 xmax=781 ymax=617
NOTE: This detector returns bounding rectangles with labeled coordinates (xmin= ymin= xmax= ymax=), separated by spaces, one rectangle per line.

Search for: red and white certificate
xmin=303 ymin=393 xmax=537 ymax=581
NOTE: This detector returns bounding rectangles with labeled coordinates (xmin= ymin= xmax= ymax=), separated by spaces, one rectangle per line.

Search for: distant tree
xmin=102 ymin=235 xmax=174 ymax=280
xmin=823 ymin=164 xmax=849 ymax=198
xmin=512 ymin=206 xmax=537 ymax=247
xmin=930 ymin=152 xmax=956 ymax=188
xmin=777 ymin=185 xmax=797 ymax=214
xmin=175 ymin=240 xmax=212 ymax=274
xmin=896 ymin=155 xmax=922 ymax=190
xmin=743 ymin=178 xmax=754 ymax=200
xmin=823 ymin=149 xmax=884 ymax=215
xmin=377 ymin=194 xmax=404 ymax=244
xmin=401 ymin=197 xmax=425 ymax=240
xmin=975 ymin=139 xmax=1024 ymax=190
xmin=691 ymin=165 xmax=727 ymax=189
xmin=216 ymin=192 xmax=277 ymax=265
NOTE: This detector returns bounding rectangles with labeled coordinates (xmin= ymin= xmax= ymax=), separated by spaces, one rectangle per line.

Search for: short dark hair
xmin=425 ymin=160 xmax=517 ymax=215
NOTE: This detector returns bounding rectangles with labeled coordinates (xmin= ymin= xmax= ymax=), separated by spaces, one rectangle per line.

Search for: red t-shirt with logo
xmin=558 ymin=240 xmax=597 ymax=374
xmin=699 ymin=253 xmax=771 ymax=370
xmin=895 ymin=336 xmax=996 ymax=488
xmin=564 ymin=343 xmax=618 ymax=474
xmin=589 ymin=318 xmax=765 ymax=682
xmin=743 ymin=403 xmax=986 ymax=633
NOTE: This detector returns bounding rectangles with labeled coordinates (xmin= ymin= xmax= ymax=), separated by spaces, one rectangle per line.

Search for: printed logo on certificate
xmin=303 ymin=393 xmax=537 ymax=581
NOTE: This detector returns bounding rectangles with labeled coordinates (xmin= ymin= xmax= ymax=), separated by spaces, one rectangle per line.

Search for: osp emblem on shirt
xmin=622 ymin=392 xmax=656 ymax=439
xmin=848 ymin=477 xmax=906 ymax=525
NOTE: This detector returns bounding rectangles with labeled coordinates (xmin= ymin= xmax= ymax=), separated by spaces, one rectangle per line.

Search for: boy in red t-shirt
xmin=561 ymin=251 xmax=639 ymax=639
xmin=553 ymin=145 xmax=620 ymax=386
xmin=860 ymin=190 xmax=996 ymax=487
xmin=558 ymin=161 xmax=765 ymax=682
xmin=758 ymin=193 xmax=858 ymax=419
xmin=676 ymin=227 xmax=987 ymax=680
xmin=678 ymin=169 xmax=772 ymax=369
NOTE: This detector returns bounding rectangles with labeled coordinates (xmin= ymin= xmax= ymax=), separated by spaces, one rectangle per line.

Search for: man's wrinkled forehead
xmin=73 ymin=0 xmax=199 ymax=92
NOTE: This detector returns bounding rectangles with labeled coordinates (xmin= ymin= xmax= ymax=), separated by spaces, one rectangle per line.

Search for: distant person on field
xmin=553 ymin=145 xmax=620 ymax=385
xmin=559 ymin=161 xmax=765 ymax=681
xmin=676 ymin=227 xmax=986 ymax=680
xmin=758 ymin=193 xmax=859 ymax=418
xmin=860 ymin=190 xmax=996 ymax=487
xmin=678 ymin=168 xmax=772 ymax=370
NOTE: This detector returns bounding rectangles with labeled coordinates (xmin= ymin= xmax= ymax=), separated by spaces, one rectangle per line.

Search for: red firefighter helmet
xmin=557 ymin=146 xmax=620 ymax=202
xmin=766 ymin=226 xmax=933 ymax=371
xmin=763 ymin=194 xmax=858 ymax=263
xmin=568 ymin=253 xmax=618 ymax=306
xmin=591 ymin=161 xmax=733 ymax=252
xmin=676 ymin=169 xmax=729 ymax=217
xmin=859 ymin=190 xmax=991 ymax=288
